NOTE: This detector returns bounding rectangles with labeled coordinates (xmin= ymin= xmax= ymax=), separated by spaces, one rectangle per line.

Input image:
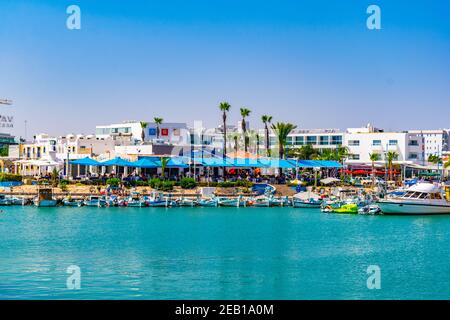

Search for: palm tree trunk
xmin=223 ymin=113 xmax=227 ymax=158
xmin=265 ymin=124 xmax=270 ymax=157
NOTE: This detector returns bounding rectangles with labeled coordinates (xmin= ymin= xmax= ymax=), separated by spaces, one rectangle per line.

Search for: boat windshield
xmin=403 ymin=191 xmax=428 ymax=199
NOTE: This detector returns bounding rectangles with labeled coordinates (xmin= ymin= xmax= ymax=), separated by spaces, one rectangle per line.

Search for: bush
xmin=148 ymin=178 xmax=161 ymax=188
xmin=106 ymin=178 xmax=120 ymax=187
xmin=159 ymin=181 xmax=174 ymax=191
xmin=0 ymin=173 xmax=22 ymax=182
xmin=235 ymin=180 xmax=253 ymax=188
xmin=180 ymin=177 xmax=197 ymax=189
xmin=217 ymin=181 xmax=235 ymax=188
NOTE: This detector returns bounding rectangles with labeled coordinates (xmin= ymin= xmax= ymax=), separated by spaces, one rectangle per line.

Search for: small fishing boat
xmin=217 ymin=195 xmax=248 ymax=207
xmin=292 ymin=198 xmax=323 ymax=208
xmin=176 ymin=197 xmax=198 ymax=207
xmin=63 ymin=196 xmax=83 ymax=207
xmin=7 ymin=196 xmax=27 ymax=206
xmin=269 ymin=196 xmax=291 ymax=207
xmin=358 ymin=204 xmax=381 ymax=215
xmin=34 ymin=187 xmax=57 ymax=207
xmin=251 ymin=195 xmax=271 ymax=207
xmin=106 ymin=195 xmax=120 ymax=207
xmin=125 ymin=192 xmax=146 ymax=207
xmin=197 ymin=197 xmax=218 ymax=207
xmin=0 ymin=194 xmax=12 ymax=206
xmin=84 ymin=195 xmax=107 ymax=207
xmin=332 ymin=203 xmax=358 ymax=214
xmin=145 ymin=193 xmax=169 ymax=207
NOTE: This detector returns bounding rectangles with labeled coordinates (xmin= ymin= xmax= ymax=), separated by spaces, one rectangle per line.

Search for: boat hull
xmin=34 ymin=199 xmax=57 ymax=207
xmin=292 ymin=200 xmax=322 ymax=208
xmin=378 ymin=201 xmax=450 ymax=215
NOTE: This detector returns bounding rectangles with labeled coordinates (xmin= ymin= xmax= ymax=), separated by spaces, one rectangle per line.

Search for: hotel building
xmin=344 ymin=125 xmax=424 ymax=165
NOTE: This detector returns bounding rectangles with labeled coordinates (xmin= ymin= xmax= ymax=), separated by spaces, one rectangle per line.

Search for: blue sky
xmin=1 ymin=0 xmax=450 ymax=137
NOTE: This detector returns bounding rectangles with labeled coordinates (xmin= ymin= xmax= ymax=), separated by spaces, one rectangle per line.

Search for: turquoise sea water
xmin=0 ymin=206 xmax=449 ymax=300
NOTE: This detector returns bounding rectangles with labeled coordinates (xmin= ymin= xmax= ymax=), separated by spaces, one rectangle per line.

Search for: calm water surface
xmin=0 ymin=206 xmax=449 ymax=299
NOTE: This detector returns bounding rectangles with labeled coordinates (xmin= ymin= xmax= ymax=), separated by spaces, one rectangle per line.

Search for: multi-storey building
xmin=95 ymin=121 xmax=190 ymax=145
xmin=408 ymin=129 xmax=449 ymax=161
xmin=344 ymin=125 xmax=424 ymax=164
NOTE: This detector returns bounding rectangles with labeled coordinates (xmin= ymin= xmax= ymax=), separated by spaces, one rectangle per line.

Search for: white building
xmin=408 ymin=129 xmax=449 ymax=161
xmin=95 ymin=121 xmax=190 ymax=145
xmin=55 ymin=134 xmax=115 ymax=161
xmin=344 ymin=125 xmax=424 ymax=165
xmin=283 ymin=128 xmax=344 ymax=150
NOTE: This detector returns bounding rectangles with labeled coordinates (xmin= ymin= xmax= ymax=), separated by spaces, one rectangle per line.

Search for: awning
xmin=289 ymin=160 xmax=343 ymax=168
xmin=70 ymin=157 xmax=101 ymax=166
xmin=131 ymin=158 xmax=159 ymax=168
xmin=100 ymin=157 xmax=135 ymax=167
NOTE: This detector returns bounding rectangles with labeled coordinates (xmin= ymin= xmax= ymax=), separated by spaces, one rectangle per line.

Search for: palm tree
xmin=256 ymin=133 xmax=260 ymax=157
xmin=261 ymin=115 xmax=272 ymax=157
xmin=271 ymin=122 xmax=297 ymax=174
xmin=153 ymin=117 xmax=163 ymax=139
xmin=233 ymin=134 xmax=239 ymax=152
xmin=386 ymin=151 xmax=398 ymax=181
xmin=219 ymin=102 xmax=231 ymax=157
xmin=288 ymin=145 xmax=318 ymax=160
xmin=445 ymin=160 xmax=450 ymax=179
xmin=428 ymin=154 xmax=442 ymax=164
xmin=160 ymin=157 xmax=170 ymax=179
xmin=240 ymin=107 xmax=251 ymax=152
xmin=140 ymin=121 xmax=148 ymax=144
xmin=369 ymin=153 xmax=380 ymax=187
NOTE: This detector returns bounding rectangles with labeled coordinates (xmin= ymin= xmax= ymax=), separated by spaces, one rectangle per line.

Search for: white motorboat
xmin=377 ymin=183 xmax=450 ymax=215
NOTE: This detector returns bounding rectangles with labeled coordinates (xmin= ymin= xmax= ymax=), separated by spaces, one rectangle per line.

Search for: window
xmin=372 ymin=140 xmax=381 ymax=146
xmin=408 ymin=140 xmax=419 ymax=146
xmin=348 ymin=140 xmax=360 ymax=146
xmin=319 ymin=136 xmax=329 ymax=145
xmin=306 ymin=136 xmax=317 ymax=145
xmin=331 ymin=135 xmax=342 ymax=145
xmin=408 ymin=153 xmax=418 ymax=160
xmin=295 ymin=136 xmax=304 ymax=145
xmin=287 ymin=137 xmax=293 ymax=145
xmin=349 ymin=154 xmax=360 ymax=160
xmin=389 ymin=140 xmax=398 ymax=146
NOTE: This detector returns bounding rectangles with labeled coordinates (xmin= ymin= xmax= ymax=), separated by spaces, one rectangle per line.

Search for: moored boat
xmin=377 ymin=183 xmax=450 ymax=215
xmin=34 ymin=187 xmax=57 ymax=207
xmin=217 ymin=195 xmax=248 ymax=207
xmin=84 ymin=195 xmax=107 ymax=207
xmin=0 ymin=194 xmax=12 ymax=206
xmin=292 ymin=198 xmax=322 ymax=208
xmin=197 ymin=197 xmax=218 ymax=207
xmin=63 ymin=196 xmax=83 ymax=207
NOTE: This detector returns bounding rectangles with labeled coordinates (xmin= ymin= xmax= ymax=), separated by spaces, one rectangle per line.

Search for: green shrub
xmin=106 ymin=178 xmax=121 ymax=187
xmin=235 ymin=180 xmax=253 ymax=188
xmin=180 ymin=177 xmax=197 ymax=189
xmin=148 ymin=178 xmax=161 ymax=188
xmin=0 ymin=173 xmax=22 ymax=182
xmin=159 ymin=181 xmax=174 ymax=191
xmin=217 ymin=181 xmax=235 ymax=188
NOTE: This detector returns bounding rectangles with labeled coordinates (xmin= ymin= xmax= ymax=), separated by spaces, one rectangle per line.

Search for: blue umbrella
xmin=100 ymin=157 xmax=135 ymax=167
xmin=70 ymin=157 xmax=101 ymax=166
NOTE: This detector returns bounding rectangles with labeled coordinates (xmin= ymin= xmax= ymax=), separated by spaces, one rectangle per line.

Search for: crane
xmin=0 ymin=99 xmax=13 ymax=105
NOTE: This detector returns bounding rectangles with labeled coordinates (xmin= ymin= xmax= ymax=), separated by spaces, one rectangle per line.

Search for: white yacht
xmin=377 ymin=183 xmax=450 ymax=215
